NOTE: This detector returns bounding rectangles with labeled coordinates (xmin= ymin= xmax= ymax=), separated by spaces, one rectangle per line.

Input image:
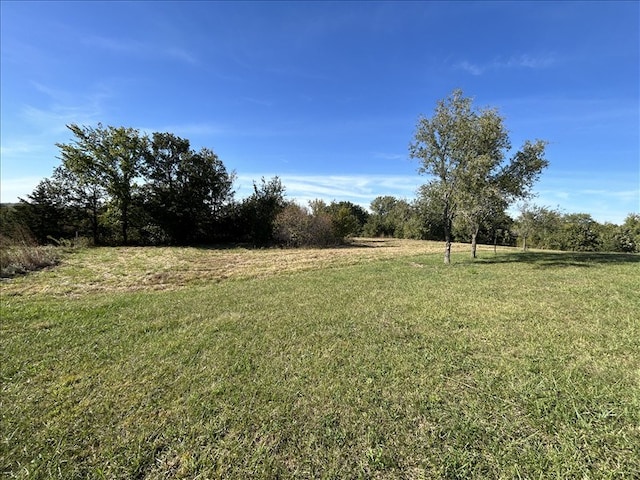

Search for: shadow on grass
xmin=476 ymin=250 xmax=640 ymax=268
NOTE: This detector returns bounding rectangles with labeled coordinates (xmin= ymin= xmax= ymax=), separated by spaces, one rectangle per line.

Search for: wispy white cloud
xmin=83 ymin=35 xmax=199 ymax=65
xmin=139 ymin=121 xmax=294 ymax=140
xmin=138 ymin=123 xmax=229 ymax=139
xmin=530 ymin=171 xmax=640 ymax=224
xmin=455 ymin=53 xmax=557 ymax=76
xmin=166 ymin=47 xmax=198 ymax=65
xmin=456 ymin=61 xmax=484 ymax=76
xmin=234 ymin=173 xmax=423 ymax=211
xmin=23 ymin=81 xmax=111 ymax=133
xmin=580 ymin=189 xmax=639 ymax=201
xmin=1 ymin=80 xmax=116 ymax=201
xmin=83 ymin=35 xmax=147 ymax=55
xmin=510 ymin=54 xmax=556 ymax=69
xmin=371 ymin=152 xmax=406 ymax=161
xmin=0 ymin=141 xmax=45 ymax=158
xmin=21 ymin=104 xmax=101 ymax=134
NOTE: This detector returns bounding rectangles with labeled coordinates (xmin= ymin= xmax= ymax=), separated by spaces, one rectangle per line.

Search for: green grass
xmin=1 ymin=241 xmax=639 ymax=478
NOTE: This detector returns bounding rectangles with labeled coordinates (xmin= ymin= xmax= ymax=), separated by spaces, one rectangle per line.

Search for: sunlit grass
xmin=1 ymin=240 xmax=638 ymax=478
xmin=0 ymin=239 xmax=480 ymax=296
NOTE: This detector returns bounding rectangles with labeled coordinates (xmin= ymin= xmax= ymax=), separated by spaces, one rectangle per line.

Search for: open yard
xmin=1 ymin=239 xmax=639 ymax=479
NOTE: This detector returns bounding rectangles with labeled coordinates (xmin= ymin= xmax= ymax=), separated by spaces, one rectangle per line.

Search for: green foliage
xmin=409 ymin=89 xmax=548 ymax=262
xmin=364 ymin=196 xmax=425 ymax=239
xmin=363 ymin=194 xmax=451 ymax=242
xmin=515 ymin=208 xmax=639 ymax=253
xmin=516 ymin=205 xmax=563 ymax=250
xmin=618 ymin=213 xmax=640 ymax=252
xmin=413 ymin=187 xmax=447 ymax=240
xmin=51 ymin=164 xmax=107 ymax=245
xmin=142 ymin=133 xmax=235 ymax=244
xmin=53 ymin=130 xmax=131 ymax=245
xmin=325 ymin=201 xmax=368 ymax=238
xmin=239 ymin=177 xmax=287 ymax=245
xmin=11 ymin=178 xmax=75 ymax=244
xmin=365 ymin=196 xmax=400 ymax=237
xmin=13 ymin=119 xmax=634 ymax=253
xmin=560 ymin=213 xmax=601 ymax=251
xmin=57 ymin=124 xmax=149 ymax=244
xmin=20 ymin=125 xmax=247 ymax=246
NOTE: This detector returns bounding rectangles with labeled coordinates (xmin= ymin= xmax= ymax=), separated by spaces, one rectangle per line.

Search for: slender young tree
xmin=458 ymin=139 xmax=548 ymax=258
xmin=410 ymin=90 xmax=548 ymax=262
xmin=410 ymin=90 xmax=486 ymax=263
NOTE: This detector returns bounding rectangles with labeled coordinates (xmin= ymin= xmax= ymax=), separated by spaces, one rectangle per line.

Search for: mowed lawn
xmin=1 ymin=239 xmax=638 ymax=479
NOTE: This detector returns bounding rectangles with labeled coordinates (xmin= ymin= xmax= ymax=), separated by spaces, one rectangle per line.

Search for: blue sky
xmin=1 ymin=1 xmax=638 ymax=224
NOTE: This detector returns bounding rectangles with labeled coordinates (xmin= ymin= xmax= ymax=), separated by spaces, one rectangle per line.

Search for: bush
xmin=274 ymin=203 xmax=340 ymax=247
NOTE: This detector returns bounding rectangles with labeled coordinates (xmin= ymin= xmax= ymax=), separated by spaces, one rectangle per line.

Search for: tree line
xmin=2 ymin=90 xmax=638 ymax=255
xmin=0 ymin=124 xmax=375 ymax=247
xmin=358 ymin=195 xmax=639 ymax=253
xmin=513 ymin=205 xmax=639 ymax=253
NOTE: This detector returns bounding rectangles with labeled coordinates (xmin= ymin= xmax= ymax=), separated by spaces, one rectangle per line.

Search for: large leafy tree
xmin=410 ymin=90 xmax=480 ymax=263
xmin=454 ymin=105 xmax=511 ymax=257
xmin=143 ymin=133 xmax=235 ymax=244
xmin=177 ymin=147 xmax=235 ymax=241
xmin=410 ymin=90 xmax=548 ymax=262
xmin=618 ymin=214 xmax=640 ymax=253
xmin=57 ymin=124 xmax=148 ymax=244
xmin=325 ymin=201 xmax=369 ymax=238
xmin=560 ymin=213 xmax=601 ymax=252
xmin=140 ymin=132 xmax=191 ymax=243
xmin=365 ymin=196 xmax=401 ymax=237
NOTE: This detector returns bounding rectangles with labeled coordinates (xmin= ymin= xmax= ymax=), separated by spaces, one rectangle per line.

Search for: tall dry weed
xmin=0 ymin=226 xmax=59 ymax=278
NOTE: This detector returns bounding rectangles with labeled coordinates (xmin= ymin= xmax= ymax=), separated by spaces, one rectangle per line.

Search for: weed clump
xmin=0 ymin=227 xmax=59 ymax=278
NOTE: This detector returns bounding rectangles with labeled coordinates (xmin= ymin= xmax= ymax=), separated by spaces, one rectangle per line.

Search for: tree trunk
xmin=444 ymin=219 xmax=452 ymax=264
xmin=444 ymin=239 xmax=451 ymax=264
xmin=122 ymin=203 xmax=129 ymax=245
xmin=493 ymin=231 xmax=498 ymax=254
xmin=91 ymin=190 xmax=99 ymax=245
xmin=91 ymin=205 xmax=99 ymax=245
xmin=522 ymin=235 xmax=527 ymax=251
xmin=471 ymin=230 xmax=478 ymax=259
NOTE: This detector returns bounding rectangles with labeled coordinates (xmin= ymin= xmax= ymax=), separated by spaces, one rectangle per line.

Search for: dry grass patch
xmin=0 ymin=239 xmax=502 ymax=297
xmin=0 ymin=233 xmax=59 ymax=278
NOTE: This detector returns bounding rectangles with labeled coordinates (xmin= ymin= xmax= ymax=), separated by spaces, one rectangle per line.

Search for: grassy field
xmin=1 ymin=239 xmax=639 ymax=479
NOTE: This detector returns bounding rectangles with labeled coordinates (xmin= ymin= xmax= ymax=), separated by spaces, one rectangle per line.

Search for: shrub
xmin=274 ymin=203 xmax=340 ymax=247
